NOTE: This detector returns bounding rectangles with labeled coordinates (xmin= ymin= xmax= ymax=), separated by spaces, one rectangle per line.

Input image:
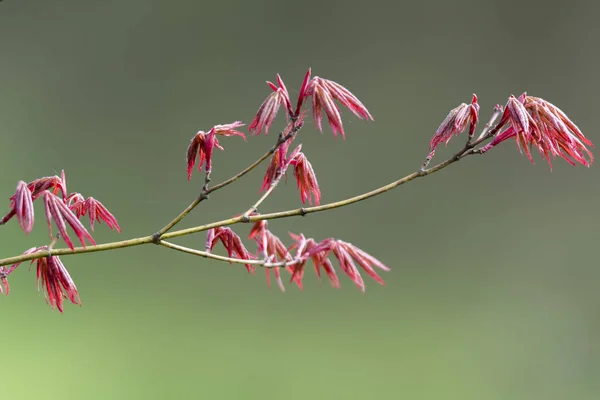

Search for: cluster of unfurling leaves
xmin=0 ymin=68 xmax=593 ymax=312
xmin=191 ymin=69 xmax=384 ymax=292
xmin=0 ymin=171 xmax=120 ymax=310
xmin=428 ymin=92 xmax=593 ymax=168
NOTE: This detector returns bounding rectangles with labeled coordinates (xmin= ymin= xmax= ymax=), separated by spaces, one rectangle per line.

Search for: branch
xmin=0 ymin=133 xmax=489 ymax=268
xmin=4 ymin=68 xmax=592 ymax=312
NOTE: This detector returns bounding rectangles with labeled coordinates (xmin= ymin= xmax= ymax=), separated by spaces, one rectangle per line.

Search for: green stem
xmin=160 ymin=240 xmax=302 ymax=268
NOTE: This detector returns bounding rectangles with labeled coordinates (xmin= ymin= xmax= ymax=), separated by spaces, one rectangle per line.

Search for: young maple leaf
xmin=303 ymin=74 xmax=373 ymax=138
xmin=44 ymin=191 xmax=96 ymax=250
xmin=249 ymin=75 xmax=293 ymax=135
xmin=206 ymin=226 xmax=256 ymax=273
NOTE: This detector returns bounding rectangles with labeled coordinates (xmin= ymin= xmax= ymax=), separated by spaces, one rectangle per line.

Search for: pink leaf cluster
xmin=1 ymin=173 xmax=66 ymax=233
xmin=428 ymin=94 xmax=480 ymax=159
xmin=187 ymin=69 xmax=372 ymax=203
xmin=288 ymin=233 xmax=389 ymax=291
xmin=0 ymin=171 xmax=120 ymax=309
xmin=261 ymin=142 xmax=321 ymax=205
xmin=246 ymin=223 xmax=389 ymax=291
xmin=68 ymin=195 xmax=121 ymax=232
xmin=481 ymin=93 xmax=594 ymax=167
xmin=206 ymin=226 xmax=256 ymax=273
xmin=186 ymin=122 xmax=247 ymax=180
xmin=305 ymin=75 xmax=374 ymax=138
xmin=248 ymin=75 xmax=293 ymax=135
xmin=1 ymin=171 xmax=120 ymax=250
xmin=44 ymin=191 xmax=95 ymax=250
xmin=10 ymin=247 xmax=79 ymax=312
xmin=250 ymin=68 xmax=373 ymax=138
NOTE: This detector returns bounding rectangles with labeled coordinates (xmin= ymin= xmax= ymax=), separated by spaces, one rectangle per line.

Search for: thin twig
xmin=241 ymin=167 xmax=287 ymax=219
xmin=156 ymin=126 xmax=300 ymax=236
xmin=160 ymin=240 xmax=303 ymax=268
xmin=241 ymin=122 xmax=304 ymax=218
xmin=477 ymin=105 xmax=503 ymax=141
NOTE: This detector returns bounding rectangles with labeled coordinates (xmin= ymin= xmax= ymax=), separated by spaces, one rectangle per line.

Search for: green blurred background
xmin=1 ymin=1 xmax=599 ymax=399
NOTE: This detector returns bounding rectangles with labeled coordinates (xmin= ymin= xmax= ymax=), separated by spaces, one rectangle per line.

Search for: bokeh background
xmin=1 ymin=1 xmax=599 ymax=399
